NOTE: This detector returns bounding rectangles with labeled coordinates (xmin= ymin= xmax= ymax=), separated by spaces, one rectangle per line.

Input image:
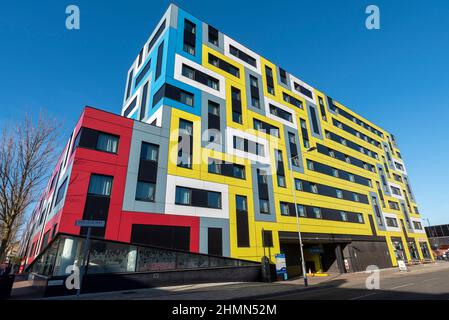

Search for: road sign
xmin=75 ymin=220 xmax=105 ymax=228
xmin=397 ymin=260 xmax=408 ymax=272
xmin=275 ymin=253 xmax=288 ymax=280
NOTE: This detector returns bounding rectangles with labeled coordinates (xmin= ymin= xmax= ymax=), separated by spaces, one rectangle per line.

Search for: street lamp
xmin=287 ymin=146 xmax=316 ymax=287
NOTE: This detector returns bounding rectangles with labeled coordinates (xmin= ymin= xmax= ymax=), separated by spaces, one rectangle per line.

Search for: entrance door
xmin=392 ymin=239 xmax=407 ymax=262
xmin=407 ymin=240 xmax=419 ymax=261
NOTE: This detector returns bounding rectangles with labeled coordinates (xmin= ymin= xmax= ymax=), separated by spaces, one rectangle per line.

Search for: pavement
xmin=272 ymin=261 xmax=449 ymax=300
xmin=43 ymin=261 xmax=449 ymax=300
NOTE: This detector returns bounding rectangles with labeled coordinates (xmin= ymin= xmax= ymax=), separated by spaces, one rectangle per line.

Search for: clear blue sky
xmin=1 ymin=1 xmax=448 ymax=224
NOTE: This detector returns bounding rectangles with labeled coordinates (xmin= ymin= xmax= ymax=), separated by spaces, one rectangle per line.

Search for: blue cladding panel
xmin=175 ymin=9 xmax=203 ymax=65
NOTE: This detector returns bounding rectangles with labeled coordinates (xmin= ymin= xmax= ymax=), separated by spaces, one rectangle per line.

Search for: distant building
xmin=425 ymin=224 xmax=449 ymax=250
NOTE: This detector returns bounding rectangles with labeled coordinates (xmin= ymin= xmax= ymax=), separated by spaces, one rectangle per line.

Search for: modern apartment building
xmin=20 ymin=4 xmax=432 ymax=276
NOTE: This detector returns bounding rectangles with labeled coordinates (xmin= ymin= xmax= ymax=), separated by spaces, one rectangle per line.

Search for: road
xmin=270 ymin=262 xmax=449 ymax=300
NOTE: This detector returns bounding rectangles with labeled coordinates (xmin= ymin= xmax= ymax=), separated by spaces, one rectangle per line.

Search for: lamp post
xmin=288 ymin=146 xmax=316 ymax=287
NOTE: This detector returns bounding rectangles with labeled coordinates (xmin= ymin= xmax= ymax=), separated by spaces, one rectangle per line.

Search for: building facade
xmin=20 ymin=4 xmax=432 ymax=275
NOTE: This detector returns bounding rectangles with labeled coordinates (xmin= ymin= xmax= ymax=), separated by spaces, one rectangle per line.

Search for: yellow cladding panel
xmin=202 ymin=45 xmax=245 ymax=85
xmin=166 ymin=43 xmax=433 ymax=267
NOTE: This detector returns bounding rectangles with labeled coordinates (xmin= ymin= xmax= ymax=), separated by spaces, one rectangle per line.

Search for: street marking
xmin=349 ymin=292 xmax=377 ymax=300
xmin=389 ymin=283 xmax=415 ymax=290
xmin=422 ymin=278 xmax=440 ymax=282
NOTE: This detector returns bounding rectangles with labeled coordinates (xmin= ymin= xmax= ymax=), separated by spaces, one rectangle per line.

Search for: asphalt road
xmin=271 ymin=264 xmax=449 ymax=300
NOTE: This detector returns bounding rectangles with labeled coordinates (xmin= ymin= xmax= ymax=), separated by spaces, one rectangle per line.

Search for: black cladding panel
xmin=131 ymin=224 xmax=190 ymax=251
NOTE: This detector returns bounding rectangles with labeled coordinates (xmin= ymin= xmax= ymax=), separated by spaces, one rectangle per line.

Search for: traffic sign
xmin=75 ymin=220 xmax=105 ymax=228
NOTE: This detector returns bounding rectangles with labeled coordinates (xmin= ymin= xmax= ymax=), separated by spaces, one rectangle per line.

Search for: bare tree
xmin=0 ymin=112 xmax=59 ymax=261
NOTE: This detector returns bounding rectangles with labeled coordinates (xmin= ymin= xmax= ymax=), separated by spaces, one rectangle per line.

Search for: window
xmin=265 ymin=66 xmax=275 ymax=95
xmin=147 ymin=19 xmax=166 ymax=53
xmin=391 ymin=186 xmax=402 ymax=196
xmin=182 ymin=64 xmax=194 ymax=79
xmin=207 ymin=158 xmax=245 ymax=179
xmin=249 ymin=75 xmax=260 ymax=108
xmin=178 ymin=119 xmax=193 ymax=168
xmin=251 ymin=97 xmax=260 ymax=108
xmin=259 ymin=199 xmax=270 ymax=214
xmin=233 ymin=136 xmax=245 ymax=151
xmin=312 ymin=207 xmax=322 ymax=219
xmin=413 ymin=221 xmax=423 ymax=230
xmin=277 ymin=175 xmax=286 ymax=188
xmin=233 ymin=136 xmax=265 ymax=156
xmin=54 ymin=178 xmax=68 ymax=207
xmin=279 ymin=68 xmax=287 ymax=84
xmin=236 ymin=195 xmax=248 ymax=212
xmin=336 ymin=189 xmax=343 ymax=199
xmin=280 ymin=202 xmax=290 ymax=216
xmin=140 ymin=142 xmax=159 ymax=161
xmin=208 ymin=53 xmax=240 ymax=77
xmin=257 ymin=169 xmax=268 ymax=184
xmin=88 ymin=175 xmax=113 ymax=196
xmin=137 ymin=49 xmax=143 ymax=67
xmin=231 ymin=87 xmax=242 ymax=124
xmin=318 ymin=96 xmax=327 ymax=121
xmin=175 ymin=187 xmax=191 ymax=205
xmin=307 ymin=160 xmax=314 ymax=171
xmin=253 ymin=119 xmax=279 ymax=137
xmin=208 ymin=160 xmax=221 ymax=174
xmin=340 ymin=211 xmax=347 ymax=221
xmin=135 ymin=60 xmax=151 ymax=87
xmin=208 ymin=25 xmax=219 ymax=46
xmin=175 ymin=187 xmax=221 ymax=209
xmin=294 ymin=82 xmax=313 ymax=99
xmin=208 ymin=101 xmax=220 ymax=116
xmin=386 ymin=217 xmax=398 ymax=228
xmin=353 ymin=193 xmax=360 ymax=202
xmin=332 ymin=168 xmax=339 ymax=178
xmin=180 ymin=90 xmax=194 ymax=106
xmin=395 ymin=162 xmax=404 ymax=171
xmin=270 ymin=104 xmax=292 ymax=122
xmin=297 ymin=204 xmax=306 ymax=217
xmin=207 ymin=192 xmax=222 ymax=209
xmin=310 ymin=183 xmax=318 ymax=194
xmin=135 ymin=181 xmax=155 ymax=202
xmin=126 ymin=70 xmax=133 ymax=100
xmin=182 ymin=64 xmax=219 ymax=90
xmin=229 ymin=45 xmax=257 ymax=67
xmin=283 ymin=92 xmax=303 ymax=109
xmin=233 ymin=165 xmax=245 ymax=179
xmin=232 ymin=111 xmax=242 ymax=124
xmin=139 ymin=82 xmax=149 ymax=121
xmin=306 ymin=159 xmax=371 ymax=187
xmin=295 ymin=179 xmax=303 ymax=191
xmin=250 ymin=75 xmax=259 ymax=87
xmin=52 ymin=224 xmax=58 ymax=238
xmin=152 ymin=84 xmax=194 ymax=107
xmin=308 ymin=106 xmax=320 ymax=135
xmin=155 ymin=41 xmax=164 ymax=79
xmin=95 ymin=132 xmax=119 ymax=153
xmin=183 ymin=19 xmax=196 ymax=55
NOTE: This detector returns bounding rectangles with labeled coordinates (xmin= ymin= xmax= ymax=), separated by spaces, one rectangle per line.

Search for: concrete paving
xmin=43 ymin=261 xmax=449 ymax=300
